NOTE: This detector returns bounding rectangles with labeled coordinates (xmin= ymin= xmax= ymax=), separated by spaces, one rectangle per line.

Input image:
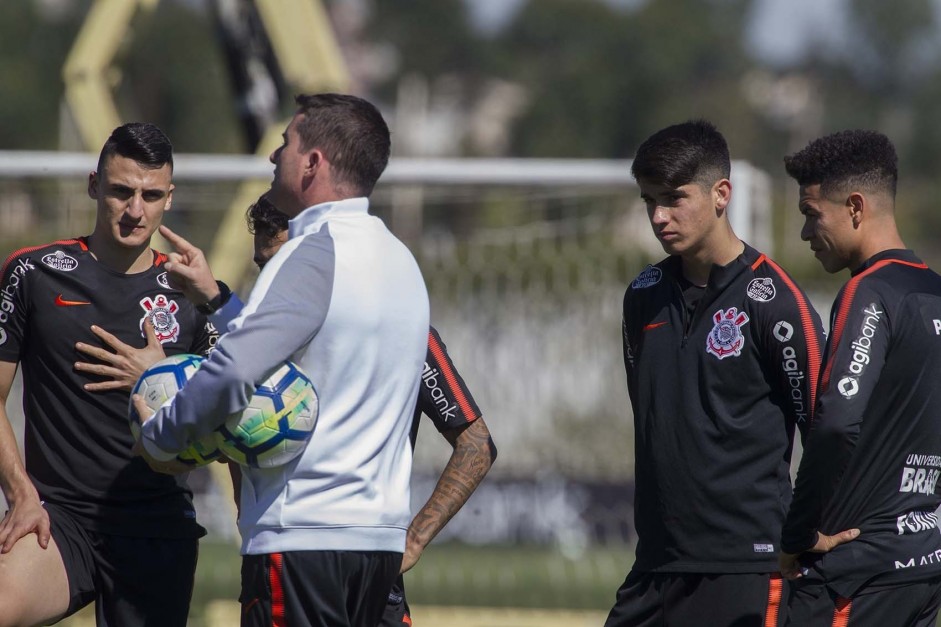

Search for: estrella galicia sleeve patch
xmin=41 ymin=250 xmax=78 ymax=272
xmin=746 ymin=277 xmax=776 ymax=302
xmin=631 ymin=265 xmax=662 ymax=289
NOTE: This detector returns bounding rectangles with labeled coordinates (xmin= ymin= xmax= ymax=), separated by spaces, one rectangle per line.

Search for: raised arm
xmin=0 ymin=361 xmax=50 ymax=553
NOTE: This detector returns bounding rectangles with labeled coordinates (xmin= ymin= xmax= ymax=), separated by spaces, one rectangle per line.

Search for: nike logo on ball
xmin=55 ymin=294 xmax=91 ymax=306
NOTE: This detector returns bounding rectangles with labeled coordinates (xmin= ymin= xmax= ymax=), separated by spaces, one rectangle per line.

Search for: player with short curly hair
xmin=780 ymin=130 xmax=941 ymax=627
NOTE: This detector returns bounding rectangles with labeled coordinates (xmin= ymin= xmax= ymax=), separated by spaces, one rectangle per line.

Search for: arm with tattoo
xmin=401 ymin=417 xmax=497 ymax=573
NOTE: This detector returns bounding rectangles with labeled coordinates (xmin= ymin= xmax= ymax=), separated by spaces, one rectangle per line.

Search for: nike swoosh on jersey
xmin=643 ymin=321 xmax=669 ymax=331
xmin=55 ymin=294 xmax=91 ymax=306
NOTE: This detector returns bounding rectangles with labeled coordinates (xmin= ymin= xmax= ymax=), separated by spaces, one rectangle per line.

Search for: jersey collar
xmin=851 ymin=249 xmax=920 ymax=276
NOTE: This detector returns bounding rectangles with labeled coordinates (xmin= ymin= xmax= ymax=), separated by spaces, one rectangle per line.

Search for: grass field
xmin=58 ymin=541 xmax=941 ymax=626
xmin=59 ymin=541 xmax=626 ymax=626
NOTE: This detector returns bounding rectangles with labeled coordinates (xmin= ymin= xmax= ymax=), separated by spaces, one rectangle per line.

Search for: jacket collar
xmin=662 ymin=242 xmax=761 ymax=291
xmin=288 ymin=197 xmax=369 ymax=239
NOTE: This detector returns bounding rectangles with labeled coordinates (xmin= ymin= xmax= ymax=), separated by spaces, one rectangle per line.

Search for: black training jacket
xmin=782 ymin=249 xmax=941 ymax=596
xmin=623 ymin=243 xmax=824 ymax=573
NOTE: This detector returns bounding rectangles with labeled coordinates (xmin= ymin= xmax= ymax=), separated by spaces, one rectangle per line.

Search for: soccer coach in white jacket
xmin=136 ymin=94 xmax=430 ymax=627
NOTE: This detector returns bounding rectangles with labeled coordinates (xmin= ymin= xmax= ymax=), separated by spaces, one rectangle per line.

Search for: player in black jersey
xmin=605 ymin=121 xmax=832 ymax=627
xmin=780 ymin=131 xmax=941 ymax=626
xmin=79 ymin=196 xmax=497 ymax=626
xmin=0 ymin=123 xmax=218 ymax=627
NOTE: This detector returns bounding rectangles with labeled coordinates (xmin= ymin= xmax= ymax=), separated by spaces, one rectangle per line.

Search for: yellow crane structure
xmin=62 ymin=0 xmax=349 ymax=283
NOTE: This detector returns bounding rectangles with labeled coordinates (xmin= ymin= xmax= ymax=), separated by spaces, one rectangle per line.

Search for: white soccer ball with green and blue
xmin=216 ymin=362 xmax=318 ymax=469
xmin=129 ymin=353 xmax=222 ymax=467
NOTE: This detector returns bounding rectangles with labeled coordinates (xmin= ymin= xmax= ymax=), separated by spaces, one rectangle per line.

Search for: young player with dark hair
xmin=605 ymin=120 xmax=830 ymax=627
xmin=133 ymin=93 xmax=430 ymax=627
xmin=780 ymin=130 xmax=941 ymax=626
xmin=0 ymin=122 xmax=218 ymax=626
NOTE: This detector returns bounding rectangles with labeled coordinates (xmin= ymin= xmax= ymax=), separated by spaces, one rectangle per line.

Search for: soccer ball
xmin=216 ymin=362 xmax=318 ymax=469
xmin=129 ymin=353 xmax=222 ymax=467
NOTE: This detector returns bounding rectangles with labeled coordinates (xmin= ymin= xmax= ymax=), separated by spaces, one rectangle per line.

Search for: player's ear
xmin=848 ymin=192 xmax=864 ymax=228
xmin=165 ymin=184 xmax=175 ymax=212
xmin=714 ymin=178 xmax=732 ymax=213
xmin=306 ymin=149 xmax=324 ymax=174
xmin=87 ymin=171 xmax=99 ymax=200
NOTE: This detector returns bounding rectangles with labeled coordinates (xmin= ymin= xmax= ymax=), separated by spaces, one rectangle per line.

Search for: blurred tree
xmin=0 ymin=0 xmax=86 ymax=149
xmin=845 ymin=0 xmax=937 ymax=91
xmin=365 ymin=0 xmax=491 ymax=103
xmin=0 ymin=0 xmax=245 ymax=153
xmin=116 ymin=2 xmax=246 ymax=153
xmin=497 ymin=0 xmax=776 ymax=161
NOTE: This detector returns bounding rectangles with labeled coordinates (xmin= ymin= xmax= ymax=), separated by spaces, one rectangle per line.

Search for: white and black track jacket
xmin=141 ymin=197 xmax=429 ymax=555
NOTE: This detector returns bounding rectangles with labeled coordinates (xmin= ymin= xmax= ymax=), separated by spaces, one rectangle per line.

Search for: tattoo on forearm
xmin=408 ymin=420 xmax=495 ymax=546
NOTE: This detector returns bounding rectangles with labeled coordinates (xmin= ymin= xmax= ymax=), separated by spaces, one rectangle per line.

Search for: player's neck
xmin=681 ymin=232 xmax=744 ymax=286
xmin=857 ymin=225 xmax=907 ymax=268
xmin=87 ymin=233 xmax=154 ymax=274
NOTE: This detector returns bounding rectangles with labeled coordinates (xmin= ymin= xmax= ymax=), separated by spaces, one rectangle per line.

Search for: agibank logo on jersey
xmin=41 ymin=250 xmax=78 ymax=271
xmin=139 ymin=294 xmax=181 ymax=344
xmin=0 ymin=258 xmax=36 ymax=346
xmin=631 ymin=266 xmax=662 ymax=289
xmin=838 ymin=303 xmax=883 ymax=399
xmin=706 ymin=307 xmax=749 ymax=359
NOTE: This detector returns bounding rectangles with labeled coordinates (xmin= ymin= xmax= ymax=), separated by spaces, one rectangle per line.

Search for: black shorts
xmin=786 ymin=576 xmax=941 ymax=627
xmin=604 ymin=569 xmax=787 ymax=627
xmin=378 ymin=575 xmax=412 ymax=626
xmin=47 ymin=502 xmax=198 ymax=627
xmin=240 ymin=550 xmax=402 ymax=627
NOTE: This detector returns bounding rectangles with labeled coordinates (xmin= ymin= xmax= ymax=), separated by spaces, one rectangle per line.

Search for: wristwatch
xmin=196 ymin=280 xmax=233 ymax=315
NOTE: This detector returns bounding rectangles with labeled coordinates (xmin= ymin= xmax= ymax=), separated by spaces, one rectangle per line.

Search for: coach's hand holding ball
xmin=130 ymin=393 xmax=192 ymax=475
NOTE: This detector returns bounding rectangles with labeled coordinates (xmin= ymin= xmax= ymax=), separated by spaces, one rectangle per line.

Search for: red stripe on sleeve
xmin=268 ymin=553 xmax=286 ymax=627
xmin=820 ymin=259 xmax=927 ymax=392
xmin=1 ymin=238 xmax=87 ymax=277
xmin=427 ymin=330 xmax=478 ymax=423
xmin=761 ymin=257 xmax=823 ymax=423
xmin=764 ymin=573 xmax=783 ymax=627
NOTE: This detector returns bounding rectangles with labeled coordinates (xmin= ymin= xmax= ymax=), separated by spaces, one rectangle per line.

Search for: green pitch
xmin=61 ymin=541 xmax=941 ymax=626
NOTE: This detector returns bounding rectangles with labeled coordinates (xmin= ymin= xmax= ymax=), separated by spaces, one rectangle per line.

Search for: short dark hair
xmin=631 ymin=120 xmax=731 ymax=189
xmin=246 ymin=195 xmax=289 ymax=239
xmin=784 ymin=130 xmax=898 ymax=198
xmin=97 ymin=122 xmax=174 ymax=174
xmin=292 ymin=93 xmax=391 ymax=197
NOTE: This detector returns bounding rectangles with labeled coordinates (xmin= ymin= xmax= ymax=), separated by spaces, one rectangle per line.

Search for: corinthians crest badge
xmin=706 ymin=307 xmax=749 ymax=359
xmin=139 ymin=294 xmax=181 ymax=344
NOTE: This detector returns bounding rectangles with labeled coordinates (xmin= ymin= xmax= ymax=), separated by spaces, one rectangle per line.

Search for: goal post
xmin=0 ymin=152 xmax=772 ymax=549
